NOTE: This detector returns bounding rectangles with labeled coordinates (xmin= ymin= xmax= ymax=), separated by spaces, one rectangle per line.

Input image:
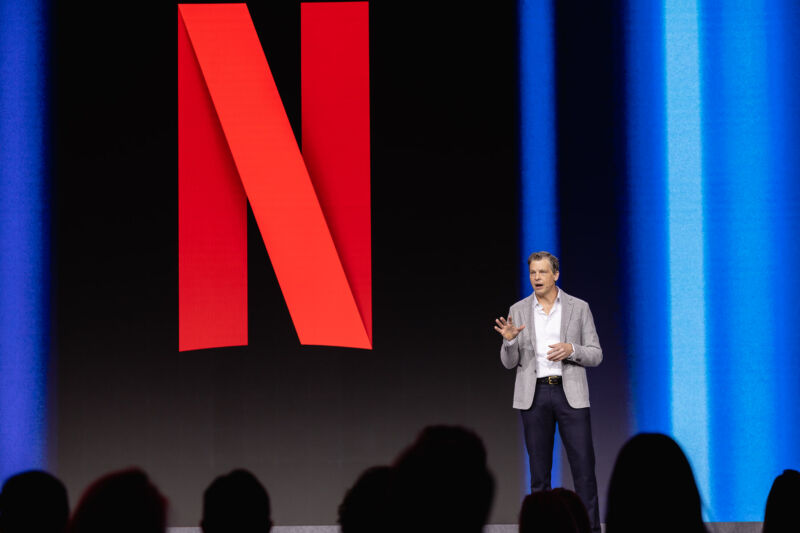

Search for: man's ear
xmin=554 ymin=270 xmax=560 ymax=281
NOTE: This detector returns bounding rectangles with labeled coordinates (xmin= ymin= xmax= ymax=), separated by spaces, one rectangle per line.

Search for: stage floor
xmin=169 ymin=523 xmax=762 ymax=533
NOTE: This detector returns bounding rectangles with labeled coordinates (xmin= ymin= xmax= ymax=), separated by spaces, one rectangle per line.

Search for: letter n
xmin=178 ymin=3 xmax=371 ymax=351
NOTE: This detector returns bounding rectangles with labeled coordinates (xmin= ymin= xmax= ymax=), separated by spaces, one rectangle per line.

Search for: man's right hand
xmin=494 ymin=316 xmax=525 ymax=341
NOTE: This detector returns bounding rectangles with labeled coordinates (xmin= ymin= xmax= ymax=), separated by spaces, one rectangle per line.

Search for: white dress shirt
xmin=532 ymin=290 xmax=563 ymax=377
xmin=504 ymin=288 xmax=574 ymax=377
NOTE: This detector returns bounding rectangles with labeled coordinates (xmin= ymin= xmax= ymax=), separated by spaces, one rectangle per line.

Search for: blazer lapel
xmin=521 ymin=295 xmax=535 ymax=351
xmin=559 ymin=289 xmax=574 ymax=342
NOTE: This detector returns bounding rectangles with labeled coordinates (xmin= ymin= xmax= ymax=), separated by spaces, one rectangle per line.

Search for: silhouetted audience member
xmin=763 ymin=469 xmax=800 ymax=533
xmin=201 ymin=469 xmax=272 ymax=533
xmin=390 ymin=425 xmax=494 ymax=533
xmin=338 ymin=466 xmax=392 ymax=533
xmin=519 ymin=488 xmax=590 ymax=533
xmin=0 ymin=470 xmax=69 ymax=533
xmin=605 ymin=433 xmax=706 ymax=533
xmin=559 ymin=488 xmax=592 ymax=533
xmin=67 ymin=468 xmax=166 ymax=533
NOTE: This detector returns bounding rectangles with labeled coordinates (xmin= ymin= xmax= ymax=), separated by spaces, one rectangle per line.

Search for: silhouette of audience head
xmin=67 ymin=468 xmax=166 ymax=533
xmin=605 ymin=433 xmax=705 ymax=533
xmin=519 ymin=488 xmax=590 ymax=533
xmin=338 ymin=466 xmax=392 ymax=533
xmin=763 ymin=469 xmax=800 ymax=533
xmin=201 ymin=469 xmax=271 ymax=533
xmin=0 ymin=470 xmax=69 ymax=533
xmin=391 ymin=425 xmax=495 ymax=533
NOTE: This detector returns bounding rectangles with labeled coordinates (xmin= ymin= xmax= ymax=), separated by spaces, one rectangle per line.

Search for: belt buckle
xmin=547 ymin=376 xmax=558 ymax=385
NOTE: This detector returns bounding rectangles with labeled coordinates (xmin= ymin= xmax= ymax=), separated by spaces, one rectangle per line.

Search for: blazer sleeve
xmin=500 ymin=338 xmax=520 ymax=369
xmin=568 ymin=303 xmax=603 ymax=367
xmin=499 ymin=308 xmax=521 ymax=369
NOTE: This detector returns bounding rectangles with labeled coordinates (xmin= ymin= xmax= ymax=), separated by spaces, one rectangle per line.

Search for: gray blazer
xmin=500 ymin=289 xmax=602 ymax=409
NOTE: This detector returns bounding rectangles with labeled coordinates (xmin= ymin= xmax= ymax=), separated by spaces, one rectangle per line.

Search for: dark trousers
xmin=521 ymin=381 xmax=601 ymax=533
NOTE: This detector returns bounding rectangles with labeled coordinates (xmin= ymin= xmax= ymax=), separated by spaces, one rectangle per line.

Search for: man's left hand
xmin=546 ymin=343 xmax=573 ymax=361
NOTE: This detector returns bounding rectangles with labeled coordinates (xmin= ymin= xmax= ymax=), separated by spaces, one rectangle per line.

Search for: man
xmin=495 ymin=251 xmax=602 ymax=533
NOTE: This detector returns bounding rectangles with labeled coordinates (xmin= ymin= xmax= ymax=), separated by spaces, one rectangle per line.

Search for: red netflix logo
xmin=178 ymin=3 xmax=371 ymax=351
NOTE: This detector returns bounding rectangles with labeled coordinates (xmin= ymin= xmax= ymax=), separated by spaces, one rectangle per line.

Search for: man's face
xmin=529 ymin=259 xmax=559 ymax=298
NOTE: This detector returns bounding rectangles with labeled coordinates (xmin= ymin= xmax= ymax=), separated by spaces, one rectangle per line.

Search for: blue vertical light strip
xmin=663 ymin=0 xmax=710 ymax=510
xmin=701 ymin=0 xmax=798 ymax=520
xmin=627 ymin=0 xmax=800 ymax=522
xmin=518 ymin=0 xmax=560 ymax=492
xmin=0 ymin=0 xmax=50 ymax=482
xmin=770 ymin=0 xmax=800 ymax=504
xmin=519 ymin=0 xmax=557 ymax=269
xmin=623 ymin=2 xmax=670 ymax=435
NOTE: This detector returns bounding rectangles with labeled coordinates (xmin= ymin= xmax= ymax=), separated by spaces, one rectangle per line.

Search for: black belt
xmin=536 ymin=376 xmax=562 ymax=385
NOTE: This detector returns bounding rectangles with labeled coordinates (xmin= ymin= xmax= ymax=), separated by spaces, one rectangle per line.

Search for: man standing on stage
xmin=494 ymin=251 xmax=602 ymax=532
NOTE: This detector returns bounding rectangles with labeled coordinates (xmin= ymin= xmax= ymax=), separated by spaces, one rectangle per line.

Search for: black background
xmin=53 ymin=0 xmax=629 ymax=525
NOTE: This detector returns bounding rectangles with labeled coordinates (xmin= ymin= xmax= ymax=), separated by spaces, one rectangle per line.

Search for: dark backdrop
xmin=52 ymin=0 xmax=629 ymax=525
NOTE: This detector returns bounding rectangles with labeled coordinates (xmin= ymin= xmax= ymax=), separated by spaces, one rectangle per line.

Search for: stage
xmin=1 ymin=0 xmax=798 ymax=527
xmin=167 ymin=524 xmax=762 ymax=533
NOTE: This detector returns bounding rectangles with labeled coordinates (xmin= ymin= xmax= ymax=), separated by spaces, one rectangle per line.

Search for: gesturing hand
xmin=494 ymin=316 xmax=525 ymax=341
xmin=546 ymin=343 xmax=573 ymax=361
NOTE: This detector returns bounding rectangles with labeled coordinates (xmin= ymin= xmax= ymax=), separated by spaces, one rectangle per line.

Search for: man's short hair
xmin=527 ymin=251 xmax=559 ymax=273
